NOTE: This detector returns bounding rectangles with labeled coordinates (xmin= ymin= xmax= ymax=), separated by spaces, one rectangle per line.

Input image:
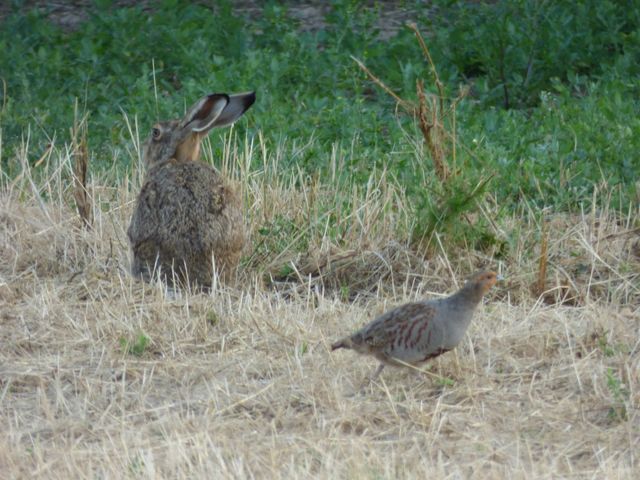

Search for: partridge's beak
xmin=497 ymin=274 xmax=505 ymax=282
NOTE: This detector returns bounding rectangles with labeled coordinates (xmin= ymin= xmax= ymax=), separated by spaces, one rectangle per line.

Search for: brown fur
xmin=128 ymin=92 xmax=255 ymax=288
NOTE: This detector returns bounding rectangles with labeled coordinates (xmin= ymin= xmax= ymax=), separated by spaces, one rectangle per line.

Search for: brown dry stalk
xmin=535 ymin=222 xmax=548 ymax=297
xmin=406 ymin=21 xmax=445 ymax=113
xmin=71 ymin=116 xmax=93 ymax=228
xmin=34 ymin=143 xmax=53 ymax=168
xmin=352 ymin=25 xmax=466 ymax=185
xmin=416 ymin=79 xmax=449 ymax=182
xmin=603 ymin=226 xmax=640 ymax=241
xmin=351 ymin=55 xmax=414 ymax=114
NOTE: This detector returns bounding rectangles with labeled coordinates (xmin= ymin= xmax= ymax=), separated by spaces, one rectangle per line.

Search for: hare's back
xmin=134 ymin=161 xmax=242 ymax=250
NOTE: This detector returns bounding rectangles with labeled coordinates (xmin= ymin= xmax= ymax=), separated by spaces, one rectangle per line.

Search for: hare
xmin=128 ymin=91 xmax=255 ymax=288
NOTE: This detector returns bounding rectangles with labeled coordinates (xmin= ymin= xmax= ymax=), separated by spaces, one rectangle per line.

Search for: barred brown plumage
xmin=332 ymin=270 xmax=499 ymax=381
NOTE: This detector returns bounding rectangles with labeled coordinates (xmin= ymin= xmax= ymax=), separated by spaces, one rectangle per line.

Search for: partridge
xmin=331 ymin=270 xmax=498 ymax=380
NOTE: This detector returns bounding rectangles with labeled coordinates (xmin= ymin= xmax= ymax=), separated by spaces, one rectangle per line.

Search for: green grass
xmin=119 ymin=332 xmax=151 ymax=357
xmin=1 ymin=0 xmax=639 ymax=213
xmin=461 ymin=74 xmax=640 ymax=208
xmin=605 ymin=367 xmax=629 ymax=422
xmin=426 ymin=0 xmax=640 ymax=109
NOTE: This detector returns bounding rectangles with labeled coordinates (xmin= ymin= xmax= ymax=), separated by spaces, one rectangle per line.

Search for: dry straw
xmin=0 ymin=120 xmax=638 ymax=477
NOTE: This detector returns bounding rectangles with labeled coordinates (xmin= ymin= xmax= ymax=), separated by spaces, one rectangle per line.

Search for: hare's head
xmin=143 ymin=92 xmax=255 ymax=168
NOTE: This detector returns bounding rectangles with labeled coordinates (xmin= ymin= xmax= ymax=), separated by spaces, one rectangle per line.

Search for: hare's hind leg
xmin=220 ymin=249 xmax=243 ymax=283
xmin=131 ymin=241 xmax=181 ymax=287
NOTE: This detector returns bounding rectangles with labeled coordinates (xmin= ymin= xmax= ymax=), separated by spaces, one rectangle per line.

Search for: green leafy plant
xmin=436 ymin=376 xmax=456 ymax=388
xmin=206 ymin=311 xmax=219 ymax=327
xmin=605 ymin=367 xmax=629 ymax=422
xmin=119 ymin=332 xmax=151 ymax=357
xmin=340 ymin=284 xmax=351 ymax=302
xmin=598 ymin=333 xmax=616 ymax=358
xmin=0 ymin=0 xmax=638 ymax=211
xmin=428 ymin=0 xmax=640 ymax=108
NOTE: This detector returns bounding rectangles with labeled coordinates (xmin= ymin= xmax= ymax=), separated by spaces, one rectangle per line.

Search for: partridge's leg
xmin=370 ymin=363 xmax=385 ymax=381
xmin=358 ymin=363 xmax=385 ymax=392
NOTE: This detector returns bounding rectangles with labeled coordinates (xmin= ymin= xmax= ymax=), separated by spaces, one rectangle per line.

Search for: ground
xmin=0 ymin=140 xmax=637 ymax=477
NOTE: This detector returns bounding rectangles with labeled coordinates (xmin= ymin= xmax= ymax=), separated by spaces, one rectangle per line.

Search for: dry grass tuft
xmin=534 ymin=220 xmax=549 ymax=299
xmin=267 ymin=241 xmax=428 ymax=301
xmin=70 ymin=108 xmax=93 ymax=229
xmin=0 ymin=136 xmax=638 ymax=478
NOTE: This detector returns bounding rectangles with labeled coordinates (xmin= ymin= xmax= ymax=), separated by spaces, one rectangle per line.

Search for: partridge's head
xmin=463 ymin=270 xmax=499 ymax=299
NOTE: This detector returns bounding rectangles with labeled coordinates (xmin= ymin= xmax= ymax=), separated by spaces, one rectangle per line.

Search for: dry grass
xmin=1 ymin=135 xmax=638 ymax=479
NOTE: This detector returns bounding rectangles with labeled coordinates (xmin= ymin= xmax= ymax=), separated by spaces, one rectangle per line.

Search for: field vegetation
xmin=1 ymin=1 xmax=638 ymax=477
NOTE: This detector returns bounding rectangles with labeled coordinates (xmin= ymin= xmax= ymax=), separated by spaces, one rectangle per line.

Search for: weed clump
xmin=119 ymin=332 xmax=151 ymax=357
xmin=353 ymin=24 xmax=496 ymax=254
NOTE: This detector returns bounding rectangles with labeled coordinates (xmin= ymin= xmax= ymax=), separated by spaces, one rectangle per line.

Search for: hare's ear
xmin=181 ymin=92 xmax=256 ymax=134
xmin=180 ymin=94 xmax=230 ymax=132
xmin=208 ymin=92 xmax=256 ymax=128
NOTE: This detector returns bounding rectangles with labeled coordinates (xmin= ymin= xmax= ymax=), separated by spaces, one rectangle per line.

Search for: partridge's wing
xmin=353 ymin=302 xmax=437 ymax=353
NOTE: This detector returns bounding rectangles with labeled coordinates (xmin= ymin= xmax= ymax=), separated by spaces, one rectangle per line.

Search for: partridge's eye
xmin=152 ymin=127 xmax=161 ymax=140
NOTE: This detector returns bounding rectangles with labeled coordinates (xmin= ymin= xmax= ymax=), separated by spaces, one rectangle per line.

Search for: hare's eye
xmin=152 ymin=127 xmax=161 ymax=140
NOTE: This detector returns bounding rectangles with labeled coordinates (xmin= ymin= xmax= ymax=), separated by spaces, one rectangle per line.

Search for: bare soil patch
xmin=1 ymin=0 xmax=425 ymax=38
